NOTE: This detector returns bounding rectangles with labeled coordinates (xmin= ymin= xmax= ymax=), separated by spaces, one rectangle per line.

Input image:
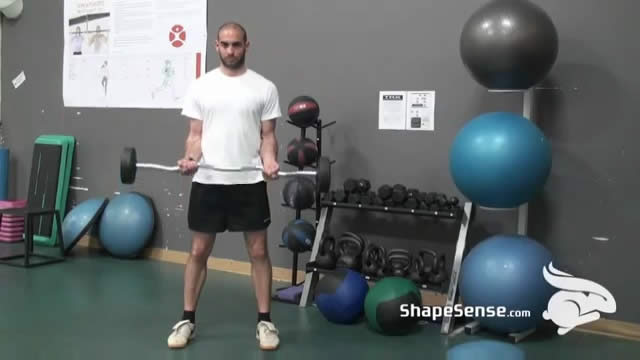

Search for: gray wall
xmin=2 ymin=0 xmax=639 ymax=323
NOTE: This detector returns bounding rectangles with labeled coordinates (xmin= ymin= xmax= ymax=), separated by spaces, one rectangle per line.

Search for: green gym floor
xmin=1 ymin=248 xmax=639 ymax=360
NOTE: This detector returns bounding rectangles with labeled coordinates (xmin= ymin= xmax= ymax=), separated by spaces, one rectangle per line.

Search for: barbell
xmin=120 ymin=147 xmax=332 ymax=192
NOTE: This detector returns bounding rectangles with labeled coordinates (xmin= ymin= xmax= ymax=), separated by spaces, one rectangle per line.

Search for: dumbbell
xmin=372 ymin=195 xmax=385 ymax=206
xmin=407 ymin=188 xmax=420 ymax=199
xmin=378 ymin=184 xmax=392 ymax=201
xmin=348 ymin=193 xmax=361 ymax=204
xmin=391 ymin=184 xmax=408 ymax=205
xmin=344 ymin=178 xmax=359 ymax=194
xmin=334 ymin=189 xmax=347 ymax=202
xmin=360 ymin=192 xmax=375 ymax=205
xmin=404 ymin=198 xmax=419 ymax=209
xmin=435 ymin=193 xmax=448 ymax=208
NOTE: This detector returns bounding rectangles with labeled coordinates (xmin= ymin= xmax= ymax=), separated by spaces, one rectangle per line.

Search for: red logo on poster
xmin=169 ymin=25 xmax=186 ymax=48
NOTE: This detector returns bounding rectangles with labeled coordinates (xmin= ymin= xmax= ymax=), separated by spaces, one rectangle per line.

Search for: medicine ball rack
xmin=297 ymin=197 xmax=475 ymax=337
xmin=273 ymin=115 xmax=336 ymax=305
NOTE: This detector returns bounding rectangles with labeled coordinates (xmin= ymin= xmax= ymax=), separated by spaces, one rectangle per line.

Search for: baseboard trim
xmin=75 ymin=236 xmax=639 ymax=342
xmin=76 ymin=235 xmax=305 ymax=283
xmin=575 ymin=318 xmax=640 ymax=342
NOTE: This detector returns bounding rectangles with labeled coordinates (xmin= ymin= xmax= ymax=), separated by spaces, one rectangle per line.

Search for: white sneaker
xmin=167 ymin=320 xmax=195 ymax=349
xmin=256 ymin=321 xmax=280 ymax=350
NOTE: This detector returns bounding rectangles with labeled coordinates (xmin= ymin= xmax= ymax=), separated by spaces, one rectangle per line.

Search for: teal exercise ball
xmin=449 ymin=112 xmax=551 ymax=208
xmin=98 ymin=192 xmax=155 ymax=258
xmin=447 ymin=340 xmax=525 ymax=360
xmin=62 ymin=197 xmax=108 ymax=254
xmin=458 ymin=234 xmax=555 ymax=334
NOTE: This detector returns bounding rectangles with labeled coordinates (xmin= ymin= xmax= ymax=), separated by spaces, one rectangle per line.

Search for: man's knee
xmin=249 ymin=245 xmax=268 ymax=262
xmin=246 ymin=231 xmax=269 ymax=262
xmin=190 ymin=233 xmax=214 ymax=263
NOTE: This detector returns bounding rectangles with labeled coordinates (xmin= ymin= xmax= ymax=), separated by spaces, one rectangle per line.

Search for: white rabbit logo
xmin=542 ymin=262 xmax=616 ymax=335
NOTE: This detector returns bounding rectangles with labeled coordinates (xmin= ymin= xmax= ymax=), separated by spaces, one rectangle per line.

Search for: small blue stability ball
xmin=62 ymin=197 xmax=108 ymax=254
xmin=449 ymin=112 xmax=551 ymax=208
xmin=99 ymin=192 xmax=155 ymax=258
xmin=459 ymin=234 xmax=555 ymax=334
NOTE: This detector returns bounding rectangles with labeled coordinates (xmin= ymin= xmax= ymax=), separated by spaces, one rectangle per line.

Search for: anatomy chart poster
xmin=63 ymin=0 xmax=207 ymax=109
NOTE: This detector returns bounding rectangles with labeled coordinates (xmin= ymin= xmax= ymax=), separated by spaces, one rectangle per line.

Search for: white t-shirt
xmin=181 ymin=67 xmax=281 ymax=185
xmin=71 ymin=35 xmax=83 ymax=53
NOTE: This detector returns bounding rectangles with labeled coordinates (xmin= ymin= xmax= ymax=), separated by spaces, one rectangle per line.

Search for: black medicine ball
xmin=282 ymin=177 xmax=315 ymax=210
xmin=281 ymin=219 xmax=315 ymax=252
xmin=286 ymin=137 xmax=318 ymax=167
xmin=288 ymin=95 xmax=320 ymax=128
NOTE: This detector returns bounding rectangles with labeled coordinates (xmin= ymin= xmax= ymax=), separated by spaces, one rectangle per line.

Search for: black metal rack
xmin=319 ymin=200 xmax=462 ymax=219
xmin=297 ymin=198 xmax=475 ymax=336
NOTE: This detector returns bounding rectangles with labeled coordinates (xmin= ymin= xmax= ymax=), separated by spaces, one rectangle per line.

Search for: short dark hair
xmin=217 ymin=22 xmax=247 ymax=42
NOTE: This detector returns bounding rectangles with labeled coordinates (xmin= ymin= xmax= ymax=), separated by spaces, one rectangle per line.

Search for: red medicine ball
xmin=288 ymin=95 xmax=320 ymax=128
xmin=287 ymin=137 xmax=318 ymax=167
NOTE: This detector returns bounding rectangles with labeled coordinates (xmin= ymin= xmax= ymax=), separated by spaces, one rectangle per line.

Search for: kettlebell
xmin=375 ymin=245 xmax=387 ymax=278
xmin=385 ymin=248 xmax=411 ymax=277
xmin=362 ymin=243 xmax=380 ymax=277
xmin=336 ymin=232 xmax=365 ymax=270
xmin=408 ymin=253 xmax=426 ymax=285
xmin=419 ymin=248 xmax=448 ymax=287
xmin=362 ymin=243 xmax=385 ymax=278
xmin=313 ymin=235 xmax=337 ymax=270
xmin=429 ymin=253 xmax=448 ymax=286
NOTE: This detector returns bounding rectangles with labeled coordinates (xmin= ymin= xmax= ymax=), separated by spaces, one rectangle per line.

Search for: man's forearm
xmin=260 ymin=134 xmax=278 ymax=163
xmin=185 ymin=135 xmax=202 ymax=161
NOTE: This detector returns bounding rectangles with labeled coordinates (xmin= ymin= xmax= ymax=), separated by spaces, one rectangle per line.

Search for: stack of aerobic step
xmin=28 ymin=135 xmax=75 ymax=247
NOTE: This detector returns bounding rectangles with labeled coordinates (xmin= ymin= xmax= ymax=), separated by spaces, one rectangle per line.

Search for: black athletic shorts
xmin=187 ymin=181 xmax=271 ymax=233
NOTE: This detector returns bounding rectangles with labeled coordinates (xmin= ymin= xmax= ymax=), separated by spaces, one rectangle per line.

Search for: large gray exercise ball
xmin=460 ymin=0 xmax=558 ymax=90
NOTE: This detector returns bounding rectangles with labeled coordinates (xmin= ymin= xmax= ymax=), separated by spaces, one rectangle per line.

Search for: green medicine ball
xmin=364 ymin=277 xmax=422 ymax=335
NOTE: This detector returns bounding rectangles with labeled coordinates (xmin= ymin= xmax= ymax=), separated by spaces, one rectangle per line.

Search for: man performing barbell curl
xmin=168 ymin=22 xmax=282 ymax=351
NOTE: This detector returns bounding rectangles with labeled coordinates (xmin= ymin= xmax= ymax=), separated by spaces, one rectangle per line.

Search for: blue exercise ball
xmin=98 ymin=192 xmax=155 ymax=258
xmin=62 ymin=197 xmax=108 ymax=254
xmin=459 ymin=234 xmax=555 ymax=334
xmin=315 ymin=269 xmax=369 ymax=324
xmin=448 ymin=340 xmax=525 ymax=360
xmin=450 ymin=112 xmax=551 ymax=208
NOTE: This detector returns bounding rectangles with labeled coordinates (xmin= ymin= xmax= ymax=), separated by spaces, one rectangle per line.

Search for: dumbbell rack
xmin=297 ymin=197 xmax=476 ymax=336
xmin=273 ymin=115 xmax=336 ymax=305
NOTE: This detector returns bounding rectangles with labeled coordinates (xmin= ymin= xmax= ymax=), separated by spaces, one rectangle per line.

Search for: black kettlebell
xmin=419 ymin=248 xmax=448 ymax=286
xmin=374 ymin=245 xmax=387 ymax=278
xmin=313 ymin=236 xmax=337 ymax=269
xmin=362 ymin=243 xmax=386 ymax=278
xmin=385 ymin=248 xmax=411 ymax=277
xmin=408 ymin=253 xmax=426 ymax=285
xmin=335 ymin=232 xmax=365 ymax=271
xmin=429 ymin=253 xmax=448 ymax=286
xmin=362 ymin=243 xmax=380 ymax=277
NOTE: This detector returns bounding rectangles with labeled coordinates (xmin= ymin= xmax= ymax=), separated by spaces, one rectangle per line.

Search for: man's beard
xmin=220 ymin=53 xmax=245 ymax=70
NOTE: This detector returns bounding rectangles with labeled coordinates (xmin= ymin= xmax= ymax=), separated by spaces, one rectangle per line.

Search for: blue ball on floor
xmin=449 ymin=111 xmax=551 ymax=208
xmin=98 ymin=192 xmax=155 ymax=258
xmin=62 ymin=197 xmax=108 ymax=254
xmin=315 ymin=269 xmax=369 ymax=324
xmin=459 ymin=234 xmax=555 ymax=334
xmin=448 ymin=340 xmax=525 ymax=360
